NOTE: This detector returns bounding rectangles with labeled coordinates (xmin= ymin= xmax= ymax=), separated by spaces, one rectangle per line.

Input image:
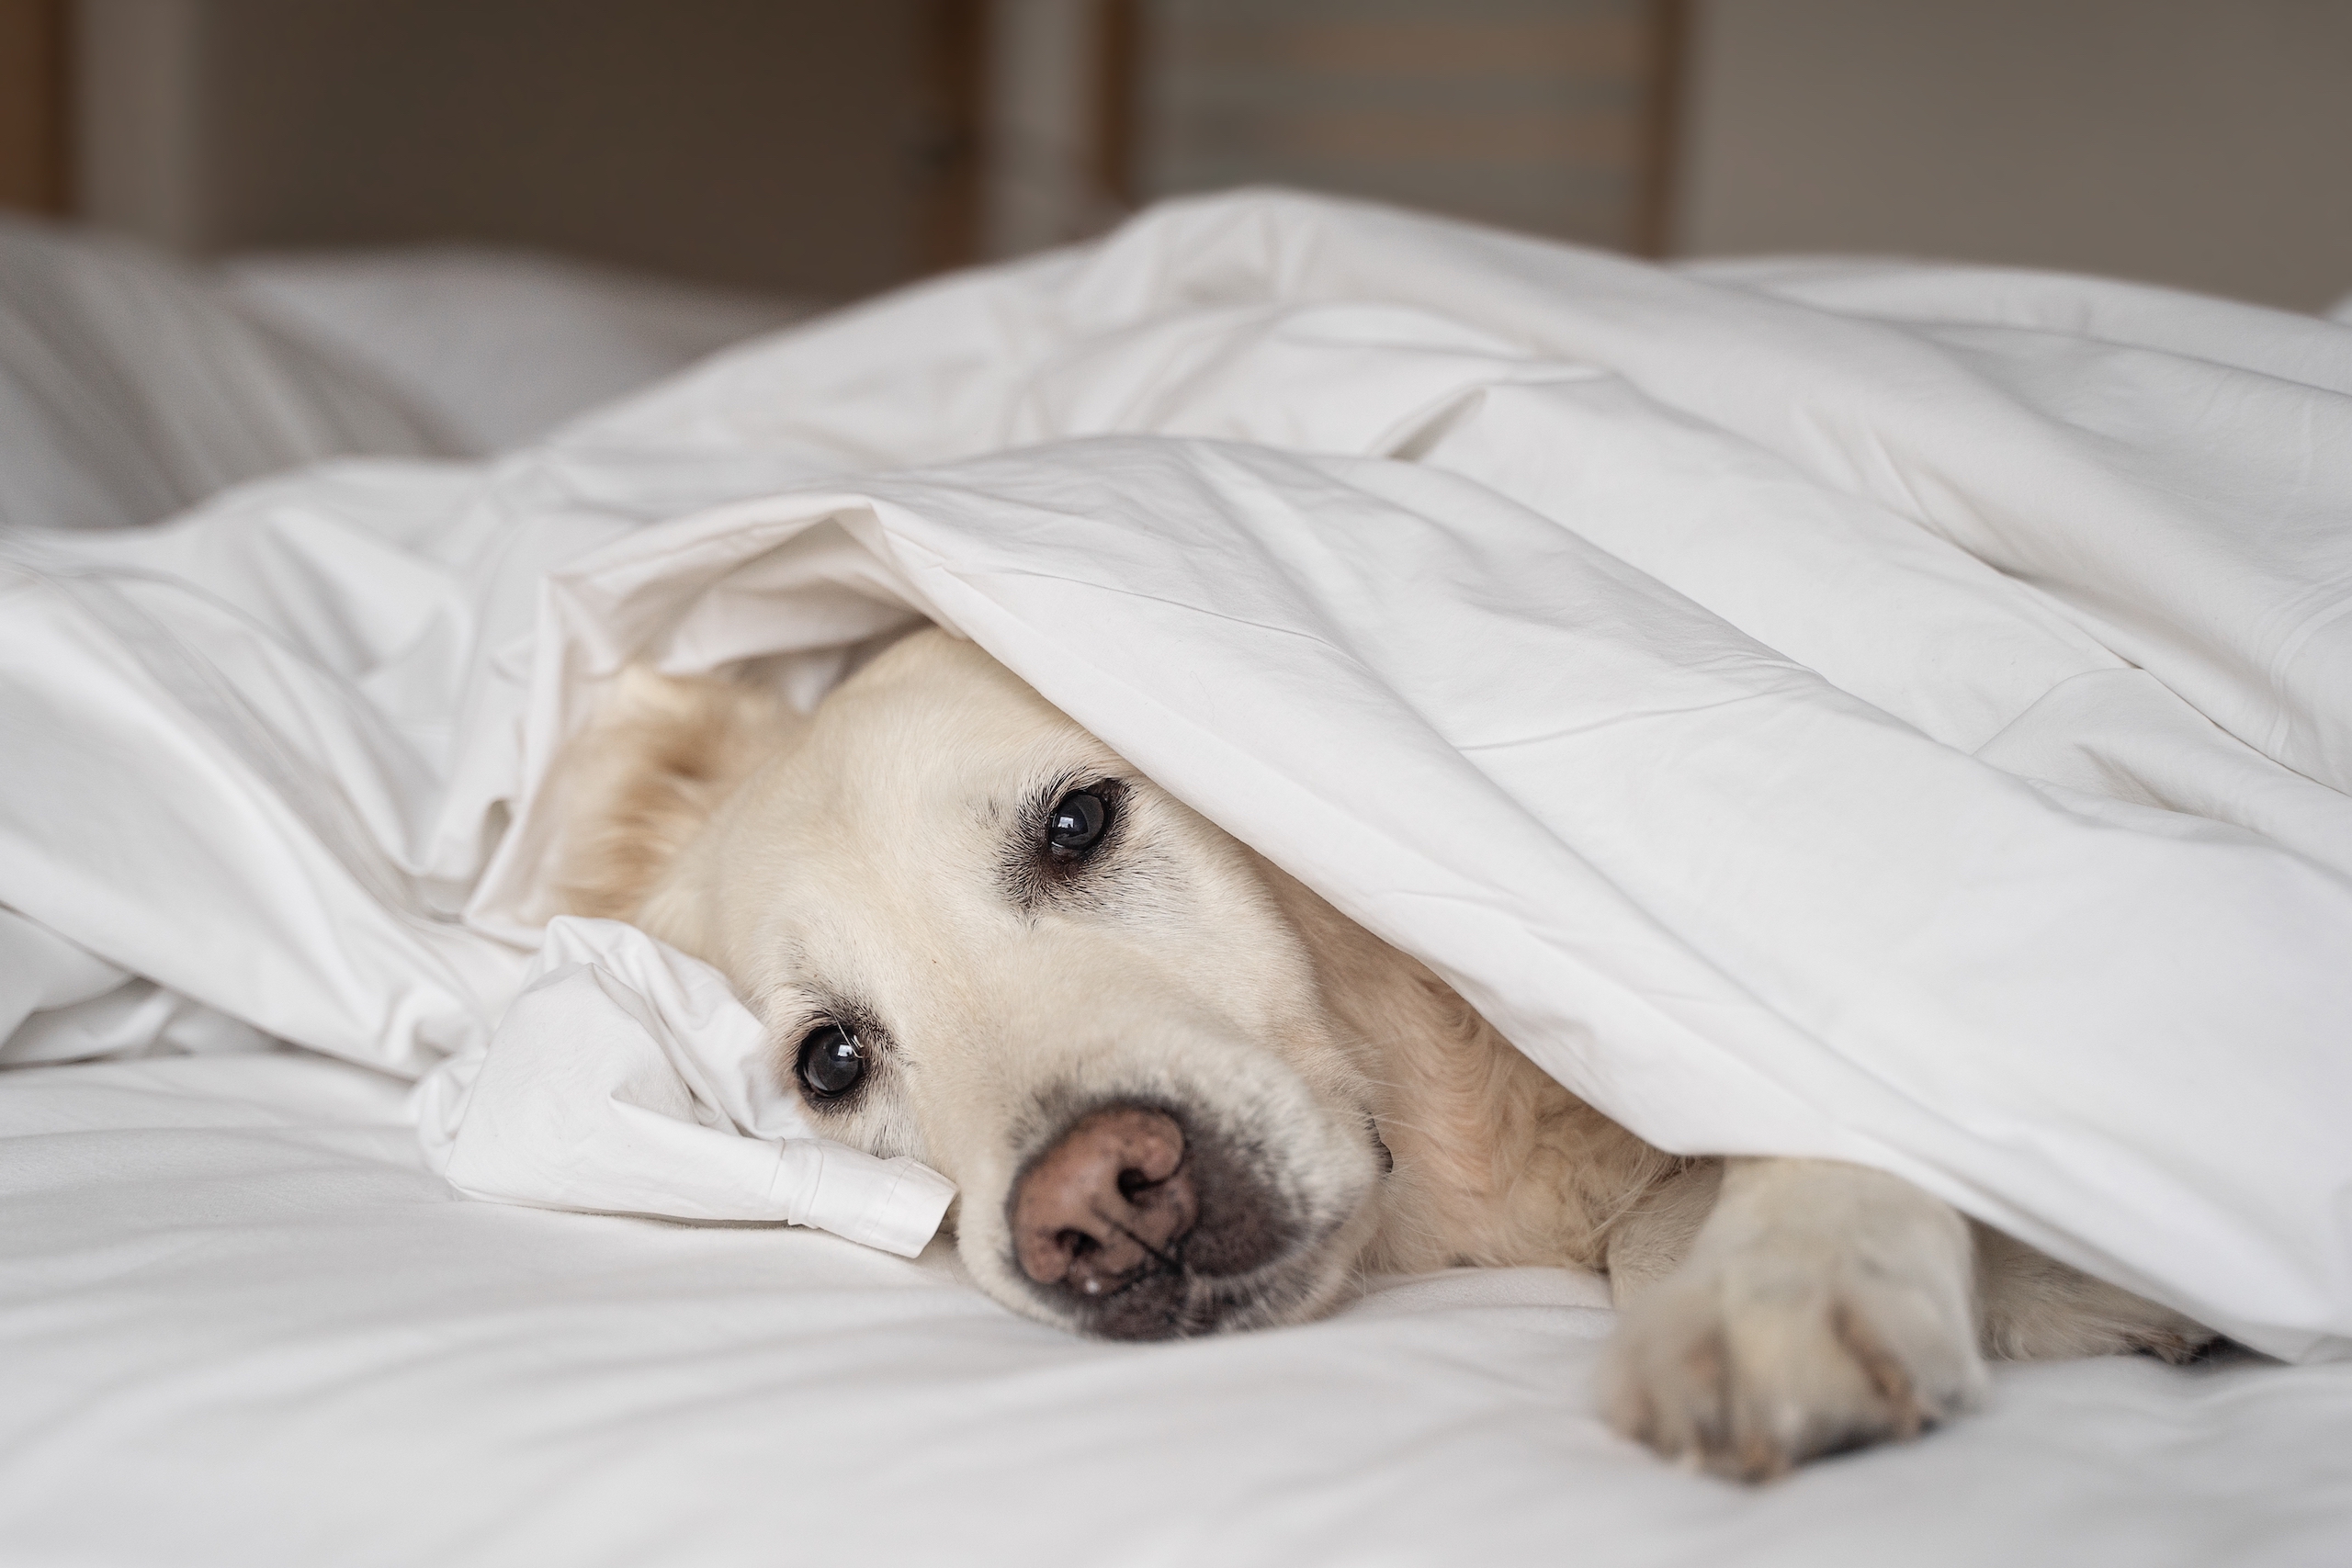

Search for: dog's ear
xmin=545 ymin=665 xmax=805 ymax=923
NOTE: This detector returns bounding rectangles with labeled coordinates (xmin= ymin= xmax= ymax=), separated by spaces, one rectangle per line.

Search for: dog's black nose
xmin=1008 ymin=1101 xmax=1291 ymax=1339
xmin=1012 ymin=1106 xmax=1197 ymax=1295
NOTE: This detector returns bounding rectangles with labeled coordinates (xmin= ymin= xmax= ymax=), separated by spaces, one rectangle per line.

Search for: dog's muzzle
xmin=1008 ymin=1100 xmax=1297 ymax=1339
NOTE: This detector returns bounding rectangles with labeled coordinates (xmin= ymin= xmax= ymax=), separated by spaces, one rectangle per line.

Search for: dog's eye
xmin=1045 ymin=789 xmax=1108 ymax=857
xmin=797 ymin=1023 xmax=865 ymax=1100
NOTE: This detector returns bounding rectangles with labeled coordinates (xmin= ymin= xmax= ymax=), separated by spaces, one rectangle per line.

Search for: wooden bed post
xmin=0 ymin=0 xmax=71 ymax=215
xmin=1088 ymin=0 xmax=1139 ymax=217
xmin=1634 ymin=0 xmax=1688 ymax=259
xmin=918 ymin=0 xmax=989 ymax=273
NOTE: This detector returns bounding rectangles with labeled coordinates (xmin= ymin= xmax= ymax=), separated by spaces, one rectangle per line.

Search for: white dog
xmin=547 ymin=628 xmax=2212 ymax=1480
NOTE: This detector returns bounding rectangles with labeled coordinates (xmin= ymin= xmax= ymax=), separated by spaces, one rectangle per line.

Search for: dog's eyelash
xmin=995 ymin=773 xmax=1128 ymax=911
xmin=1030 ymin=776 xmax=1125 ymax=859
xmin=769 ymin=996 xmax=895 ymax=1111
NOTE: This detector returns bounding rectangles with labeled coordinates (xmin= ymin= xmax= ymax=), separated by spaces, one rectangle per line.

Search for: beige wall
xmin=1676 ymin=0 xmax=2352 ymax=310
xmin=75 ymin=0 xmax=937 ymax=299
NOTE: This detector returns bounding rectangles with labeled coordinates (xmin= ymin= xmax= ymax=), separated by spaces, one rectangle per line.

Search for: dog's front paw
xmin=1601 ymin=1160 xmax=1988 ymax=1481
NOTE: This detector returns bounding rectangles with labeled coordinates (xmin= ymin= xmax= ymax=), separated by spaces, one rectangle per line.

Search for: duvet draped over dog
xmin=4 ymin=193 xmax=2349 ymax=1357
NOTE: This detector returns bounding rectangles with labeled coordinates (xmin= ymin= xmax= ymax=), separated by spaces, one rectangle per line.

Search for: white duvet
xmin=4 ymin=192 xmax=2350 ymax=1369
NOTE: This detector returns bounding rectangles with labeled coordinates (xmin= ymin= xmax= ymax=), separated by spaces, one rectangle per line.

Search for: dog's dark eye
xmin=1046 ymin=789 xmax=1108 ymax=857
xmin=797 ymin=1023 xmax=865 ymax=1100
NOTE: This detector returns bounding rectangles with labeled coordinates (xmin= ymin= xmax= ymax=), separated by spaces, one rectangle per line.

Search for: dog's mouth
xmin=1001 ymin=1098 xmax=1365 ymax=1340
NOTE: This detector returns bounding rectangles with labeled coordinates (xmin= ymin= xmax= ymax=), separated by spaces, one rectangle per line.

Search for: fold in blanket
xmin=416 ymin=917 xmax=954 ymax=1257
xmin=3 ymin=192 xmax=2348 ymax=1353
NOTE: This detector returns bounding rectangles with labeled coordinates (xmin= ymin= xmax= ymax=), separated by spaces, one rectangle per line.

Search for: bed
xmin=4 ymin=195 xmax=2350 ymax=1565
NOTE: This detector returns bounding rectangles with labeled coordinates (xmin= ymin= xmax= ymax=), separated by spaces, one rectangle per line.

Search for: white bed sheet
xmin=1 ymin=1051 xmax=2346 ymax=1568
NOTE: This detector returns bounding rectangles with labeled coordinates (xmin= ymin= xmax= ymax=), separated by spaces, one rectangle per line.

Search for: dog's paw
xmin=1601 ymin=1162 xmax=1989 ymax=1481
xmin=1602 ymin=1243 xmax=1988 ymax=1479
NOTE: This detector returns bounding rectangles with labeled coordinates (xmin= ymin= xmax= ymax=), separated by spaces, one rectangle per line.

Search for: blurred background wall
xmin=3 ymin=0 xmax=2348 ymax=310
xmin=1675 ymin=0 xmax=2352 ymax=311
xmin=982 ymin=0 xmax=1678 ymax=258
xmin=63 ymin=0 xmax=964 ymax=295
xmin=1132 ymin=0 xmax=1677 ymax=255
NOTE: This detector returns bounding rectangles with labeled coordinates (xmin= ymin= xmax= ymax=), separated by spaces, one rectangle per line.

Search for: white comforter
xmin=5 ymin=192 xmax=2350 ymax=1372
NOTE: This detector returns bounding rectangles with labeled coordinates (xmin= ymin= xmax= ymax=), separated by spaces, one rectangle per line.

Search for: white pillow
xmin=227 ymin=245 xmax=816 ymax=453
xmin=0 ymin=214 xmax=452 ymax=532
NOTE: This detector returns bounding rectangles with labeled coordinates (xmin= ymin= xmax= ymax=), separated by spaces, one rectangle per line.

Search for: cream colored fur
xmin=544 ymin=629 xmax=2212 ymax=1479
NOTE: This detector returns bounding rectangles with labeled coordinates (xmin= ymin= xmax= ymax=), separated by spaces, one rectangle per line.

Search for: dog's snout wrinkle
xmin=1012 ymin=1106 xmax=1198 ymax=1293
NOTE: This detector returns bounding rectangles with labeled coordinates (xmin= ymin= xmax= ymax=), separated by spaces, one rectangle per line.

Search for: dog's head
xmin=552 ymin=629 xmax=1389 ymax=1337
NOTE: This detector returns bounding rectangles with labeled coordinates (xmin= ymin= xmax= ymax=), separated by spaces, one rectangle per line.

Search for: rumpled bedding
xmin=423 ymin=914 xmax=956 ymax=1255
xmin=4 ymin=192 xmax=2350 ymax=1359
